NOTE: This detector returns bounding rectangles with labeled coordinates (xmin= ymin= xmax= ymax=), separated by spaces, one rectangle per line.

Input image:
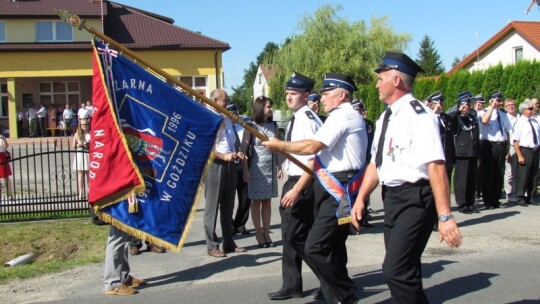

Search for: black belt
xmin=520 ymin=146 xmax=535 ymax=150
xmin=482 ymin=140 xmax=507 ymax=145
xmin=288 ymin=175 xmax=301 ymax=182
xmin=330 ymin=170 xmax=359 ymax=179
xmin=213 ymin=159 xmax=234 ymax=165
xmin=383 ymin=179 xmax=429 ymax=193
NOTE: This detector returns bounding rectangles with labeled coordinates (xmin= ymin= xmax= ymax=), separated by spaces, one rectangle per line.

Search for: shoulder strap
xmin=409 ymin=99 xmax=426 ymax=114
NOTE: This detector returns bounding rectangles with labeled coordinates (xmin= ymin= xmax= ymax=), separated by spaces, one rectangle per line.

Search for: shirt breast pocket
xmin=390 ymin=133 xmax=412 ymax=161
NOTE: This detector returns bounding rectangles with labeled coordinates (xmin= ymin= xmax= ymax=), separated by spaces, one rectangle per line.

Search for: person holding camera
xmin=72 ymin=118 xmax=90 ymax=199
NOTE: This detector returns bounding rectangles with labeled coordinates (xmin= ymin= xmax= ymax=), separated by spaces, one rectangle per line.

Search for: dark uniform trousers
xmin=454 ymin=157 xmax=478 ymax=209
xmin=305 ymin=171 xmax=357 ymax=303
xmin=514 ymin=147 xmax=539 ymax=203
xmin=479 ymin=141 xmax=507 ymax=208
xmin=279 ymin=176 xmax=315 ymax=291
xmin=204 ymin=159 xmax=237 ymax=250
xmin=381 ymin=179 xmax=435 ymax=304
xmin=232 ymin=164 xmax=250 ymax=230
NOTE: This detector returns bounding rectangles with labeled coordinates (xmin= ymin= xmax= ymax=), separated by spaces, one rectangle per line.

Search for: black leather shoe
xmin=458 ymin=208 xmax=473 ymax=214
xmin=311 ymin=288 xmax=324 ymax=300
xmin=517 ymin=200 xmax=528 ymax=207
xmin=468 ymin=206 xmax=480 ymax=213
xmin=268 ymin=288 xmax=303 ymax=300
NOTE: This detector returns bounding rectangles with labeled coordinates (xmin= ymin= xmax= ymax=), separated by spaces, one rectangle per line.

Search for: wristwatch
xmin=438 ymin=214 xmax=454 ymax=222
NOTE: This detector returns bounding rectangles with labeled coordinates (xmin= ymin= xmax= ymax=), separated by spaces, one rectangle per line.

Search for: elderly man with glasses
xmin=511 ymin=99 xmax=540 ymax=206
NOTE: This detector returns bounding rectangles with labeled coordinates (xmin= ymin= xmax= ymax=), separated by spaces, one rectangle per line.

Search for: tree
xmin=416 ymin=35 xmax=445 ymax=76
xmin=267 ymin=4 xmax=411 ymax=113
xmin=451 ymin=54 xmax=468 ymax=69
xmin=230 ymin=42 xmax=279 ymax=115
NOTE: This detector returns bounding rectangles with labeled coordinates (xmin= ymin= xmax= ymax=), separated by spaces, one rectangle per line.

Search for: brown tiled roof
xmin=0 ymin=42 xmax=91 ymax=51
xmin=105 ymin=2 xmax=229 ymax=50
xmin=259 ymin=64 xmax=274 ymax=80
xmin=0 ymin=0 xmax=105 ymax=17
xmin=0 ymin=0 xmax=230 ymax=52
xmin=448 ymin=21 xmax=540 ymax=74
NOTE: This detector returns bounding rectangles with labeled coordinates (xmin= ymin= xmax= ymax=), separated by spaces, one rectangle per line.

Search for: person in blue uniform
xmin=351 ymin=51 xmax=462 ymax=304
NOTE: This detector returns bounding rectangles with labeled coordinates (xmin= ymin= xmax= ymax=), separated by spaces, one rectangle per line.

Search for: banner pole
xmin=57 ymin=10 xmax=313 ymax=176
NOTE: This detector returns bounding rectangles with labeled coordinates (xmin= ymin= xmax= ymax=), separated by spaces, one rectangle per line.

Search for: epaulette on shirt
xmin=305 ymin=110 xmax=316 ymax=120
xmin=409 ymin=99 xmax=426 ymax=114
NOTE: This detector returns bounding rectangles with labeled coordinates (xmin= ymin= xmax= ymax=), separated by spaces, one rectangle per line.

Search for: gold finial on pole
xmin=56 ymin=10 xmax=86 ymax=30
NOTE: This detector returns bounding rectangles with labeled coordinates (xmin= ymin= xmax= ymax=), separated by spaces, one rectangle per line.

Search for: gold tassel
xmin=128 ymin=195 xmax=138 ymax=213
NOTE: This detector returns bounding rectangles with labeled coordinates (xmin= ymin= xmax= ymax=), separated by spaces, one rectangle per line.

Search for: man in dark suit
xmin=425 ymin=91 xmax=455 ymax=182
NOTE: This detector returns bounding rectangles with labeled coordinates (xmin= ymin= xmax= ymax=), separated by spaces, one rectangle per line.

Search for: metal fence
xmin=0 ymin=138 xmax=89 ymax=221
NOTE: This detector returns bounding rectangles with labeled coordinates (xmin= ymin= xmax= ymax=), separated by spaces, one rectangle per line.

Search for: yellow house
xmin=0 ymin=0 xmax=230 ymax=138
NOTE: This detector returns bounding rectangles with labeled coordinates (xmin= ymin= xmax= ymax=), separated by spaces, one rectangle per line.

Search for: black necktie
xmin=529 ymin=119 xmax=538 ymax=145
xmin=495 ymin=110 xmax=503 ymax=135
xmin=375 ymin=108 xmax=392 ymax=168
xmin=285 ymin=115 xmax=295 ymax=141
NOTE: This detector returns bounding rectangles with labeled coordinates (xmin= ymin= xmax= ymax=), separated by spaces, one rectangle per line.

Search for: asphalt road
xmin=3 ymin=182 xmax=540 ymax=304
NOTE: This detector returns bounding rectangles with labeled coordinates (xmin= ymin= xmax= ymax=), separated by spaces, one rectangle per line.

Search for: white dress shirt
xmin=314 ymin=102 xmax=367 ymax=173
xmin=285 ymin=105 xmax=322 ymax=177
xmin=372 ymin=94 xmax=445 ymax=187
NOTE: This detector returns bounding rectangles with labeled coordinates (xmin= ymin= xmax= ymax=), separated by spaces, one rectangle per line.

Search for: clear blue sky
xmin=117 ymin=0 xmax=540 ymax=93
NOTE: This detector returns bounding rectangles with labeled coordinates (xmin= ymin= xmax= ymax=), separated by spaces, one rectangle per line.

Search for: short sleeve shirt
xmin=313 ymin=102 xmax=367 ymax=172
xmin=285 ymin=105 xmax=322 ymax=176
xmin=478 ymin=107 xmax=513 ymax=141
xmin=372 ymin=94 xmax=445 ymax=187
xmin=511 ymin=116 xmax=540 ymax=149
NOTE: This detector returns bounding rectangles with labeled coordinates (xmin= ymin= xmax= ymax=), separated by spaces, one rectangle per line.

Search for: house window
xmin=178 ymin=76 xmax=207 ymax=96
xmin=0 ymin=83 xmax=8 ymax=118
xmin=36 ymin=21 xmax=73 ymax=42
xmin=38 ymin=81 xmax=80 ymax=106
xmin=0 ymin=22 xmax=5 ymax=42
xmin=514 ymin=46 xmax=523 ymax=63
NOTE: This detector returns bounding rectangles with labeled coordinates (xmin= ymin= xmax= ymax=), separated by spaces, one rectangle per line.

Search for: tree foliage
xmin=416 ymin=35 xmax=445 ymax=76
xmin=357 ymin=60 xmax=540 ymax=119
xmin=267 ymin=4 xmax=411 ymax=113
xmin=230 ymin=42 xmax=279 ymax=115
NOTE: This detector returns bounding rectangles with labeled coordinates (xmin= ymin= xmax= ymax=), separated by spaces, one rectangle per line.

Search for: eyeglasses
xmin=528 ymin=107 xmax=534 ymax=111
xmin=81 ymin=124 xmax=89 ymax=126
xmin=505 ymin=104 xmax=515 ymax=107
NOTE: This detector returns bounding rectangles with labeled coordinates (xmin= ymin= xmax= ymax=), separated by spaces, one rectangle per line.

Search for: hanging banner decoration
xmin=91 ymin=38 xmax=223 ymax=252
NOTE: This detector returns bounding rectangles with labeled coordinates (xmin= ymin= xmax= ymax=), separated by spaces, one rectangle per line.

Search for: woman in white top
xmin=72 ymin=119 xmax=90 ymax=199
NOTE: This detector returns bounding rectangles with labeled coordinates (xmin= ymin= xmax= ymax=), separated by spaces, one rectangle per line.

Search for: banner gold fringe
xmin=337 ymin=216 xmax=352 ymax=225
xmin=94 ymin=129 xmax=220 ymax=253
xmin=93 ymin=184 xmax=145 ymax=209
xmin=90 ymin=38 xmax=146 ymax=208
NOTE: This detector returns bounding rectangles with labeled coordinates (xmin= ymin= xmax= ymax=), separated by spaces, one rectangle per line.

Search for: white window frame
xmin=0 ymin=21 xmax=5 ymax=42
xmin=0 ymin=83 xmax=8 ymax=118
xmin=514 ymin=46 xmax=524 ymax=63
xmin=178 ymin=75 xmax=208 ymax=96
xmin=38 ymin=81 xmax=80 ymax=106
xmin=36 ymin=21 xmax=73 ymax=42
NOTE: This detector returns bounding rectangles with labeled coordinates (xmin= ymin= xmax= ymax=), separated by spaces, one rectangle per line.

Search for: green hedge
xmin=358 ymin=60 xmax=540 ymax=121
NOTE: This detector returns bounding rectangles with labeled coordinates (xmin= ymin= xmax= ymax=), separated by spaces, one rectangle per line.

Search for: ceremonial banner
xmin=90 ymin=38 xmax=223 ymax=251
xmin=89 ymin=41 xmax=144 ymax=206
